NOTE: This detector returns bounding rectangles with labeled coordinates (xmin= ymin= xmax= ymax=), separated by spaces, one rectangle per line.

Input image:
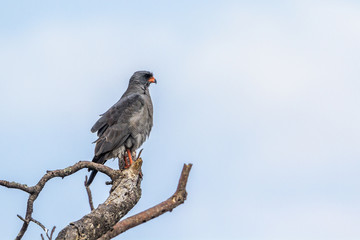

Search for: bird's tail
xmin=86 ymin=155 xmax=106 ymax=187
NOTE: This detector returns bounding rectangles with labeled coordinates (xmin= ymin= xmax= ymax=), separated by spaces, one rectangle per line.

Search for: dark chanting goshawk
xmin=86 ymin=71 xmax=156 ymax=186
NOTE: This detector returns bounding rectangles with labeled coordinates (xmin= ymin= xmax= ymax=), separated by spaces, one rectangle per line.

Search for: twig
xmin=17 ymin=215 xmax=28 ymax=223
xmin=30 ymin=217 xmax=47 ymax=233
xmin=84 ymin=176 xmax=95 ymax=211
xmin=2 ymin=160 xmax=193 ymax=240
xmin=0 ymin=180 xmax=34 ymax=193
xmin=18 ymin=215 xmax=55 ymax=240
xmin=49 ymin=226 xmax=56 ymax=240
xmin=0 ymin=161 xmax=120 ymax=240
xmin=136 ymin=148 xmax=143 ymax=159
xmin=99 ymin=163 xmax=192 ymax=240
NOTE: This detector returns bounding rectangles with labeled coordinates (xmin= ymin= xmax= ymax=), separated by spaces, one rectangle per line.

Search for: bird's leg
xmin=124 ymin=155 xmax=130 ymax=169
xmin=127 ymin=149 xmax=133 ymax=165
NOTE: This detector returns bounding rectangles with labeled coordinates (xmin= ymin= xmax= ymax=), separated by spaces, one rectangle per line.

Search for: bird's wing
xmin=92 ymin=93 xmax=145 ymax=156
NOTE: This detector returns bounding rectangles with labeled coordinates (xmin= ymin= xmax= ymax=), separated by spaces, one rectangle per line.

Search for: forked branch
xmin=99 ymin=163 xmax=192 ymax=240
xmin=1 ymin=160 xmax=193 ymax=240
xmin=0 ymin=161 xmax=119 ymax=240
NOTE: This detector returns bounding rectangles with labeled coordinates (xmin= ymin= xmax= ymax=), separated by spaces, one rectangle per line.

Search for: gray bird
xmin=86 ymin=71 xmax=156 ymax=186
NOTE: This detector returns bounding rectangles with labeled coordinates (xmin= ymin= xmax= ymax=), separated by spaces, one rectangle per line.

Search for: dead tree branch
xmin=18 ymin=215 xmax=56 ymax=240
xmin=1 ymin=159 xmax=193 ymax=240
xmin=84 ymin=176 xmax=95 ymax=211
xmin=99 ymin=163 xmax=192 ymax=240
xmin=0 ymin=161 xmax=119 ymax=240
xmin=56 ymin=159 xmax=143 ymax=240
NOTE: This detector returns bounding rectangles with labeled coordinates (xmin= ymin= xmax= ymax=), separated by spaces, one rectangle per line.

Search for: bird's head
xmin=129 ymin=71 xmax=157 ymax=87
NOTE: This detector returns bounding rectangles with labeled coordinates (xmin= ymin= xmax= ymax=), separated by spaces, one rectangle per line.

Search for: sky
xmin=0 ymin=0 xmax=360 ymax=239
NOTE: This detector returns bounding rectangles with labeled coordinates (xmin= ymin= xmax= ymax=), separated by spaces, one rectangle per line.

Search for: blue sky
xmin=1 ymin=1 xmax=360 ymax=239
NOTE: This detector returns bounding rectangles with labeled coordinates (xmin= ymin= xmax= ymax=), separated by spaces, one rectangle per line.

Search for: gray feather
xmin=87 ymin=70 xmax=156 ymax=185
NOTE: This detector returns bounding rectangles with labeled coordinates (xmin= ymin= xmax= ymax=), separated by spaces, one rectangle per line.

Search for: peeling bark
xmin=1 ymin=157 xmax=192 ymax=240
xmin=0 ymin=160 xmax=118 ymax=240
xmin=99 ymin=163 xmax=192 ymax=239
xmin=56 ymin=159 xmax=143 ymax=240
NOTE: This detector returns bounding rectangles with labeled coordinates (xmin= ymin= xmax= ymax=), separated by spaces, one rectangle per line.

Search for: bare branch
xmin=84 ymin=176 xmax=94 ymax=211
xmin=2 ymin=159 xmax=193 ymax=240
xmin=0 ymin=161 xmax=120 ymax=240
xmin=30 ymin=217 xmax=47 ymax=233
xmin=0 ymin=180 xmax=34 ymax=194
xmin=17 ymin=215 xmax=28 ymax=223
xmin=99 ymin=163 xmax=192 ymax=240
xmin=55 ymin=158 xmax=143 ymax=240
xmin=17 ymin=215 xmax=55 ymax=240
xmin=136 ymin=148 xmax=143 ymax=159
xmin=50 ymin=226 xmax=56 ymax=240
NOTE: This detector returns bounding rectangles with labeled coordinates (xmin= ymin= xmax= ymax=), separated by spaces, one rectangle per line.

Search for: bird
xmin=86 ymin=70 xmax=156 ymax=186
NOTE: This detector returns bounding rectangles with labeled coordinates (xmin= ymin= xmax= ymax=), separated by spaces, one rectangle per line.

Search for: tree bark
xmin=99 ymin=163 xmax=192 ymax=239
xmin=1 ymin=157 xmax=192 ymax=240
xmin=56 ymin=159 xmax=143 ymax=240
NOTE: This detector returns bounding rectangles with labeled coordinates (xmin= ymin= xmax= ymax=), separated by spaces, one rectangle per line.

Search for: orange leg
xmin=127 ymin=149 xmax=133 ymax=165
xmin=124 ymin=155 xmax=130 ymax=169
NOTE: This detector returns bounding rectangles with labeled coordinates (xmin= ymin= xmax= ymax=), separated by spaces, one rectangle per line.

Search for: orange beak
xmin=148 ymin=77 xmax=157 ymax=84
